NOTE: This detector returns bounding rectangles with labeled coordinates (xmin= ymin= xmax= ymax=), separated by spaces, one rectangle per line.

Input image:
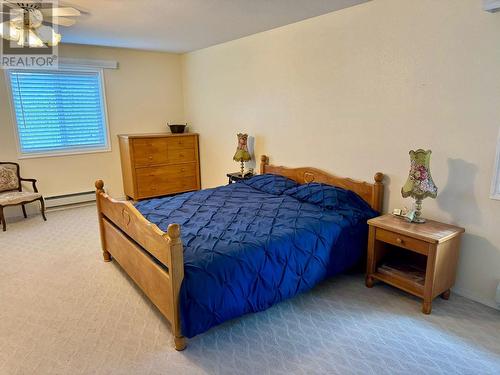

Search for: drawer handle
xmin=178 ymin=141 xmax=183 ymax=145
xmin=180 ymin=168 xmax=186 ymax=172
xmin=180 ymin=153 xmax=185 ymax=157
xmin=148 ymin=156 xmax=153 ymax=160
xmin=396 ymin=238 xmax=404 ymax=245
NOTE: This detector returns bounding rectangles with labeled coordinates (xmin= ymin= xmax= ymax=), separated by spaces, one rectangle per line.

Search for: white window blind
xmin=7 ymin=69 xmax=109 ymax=156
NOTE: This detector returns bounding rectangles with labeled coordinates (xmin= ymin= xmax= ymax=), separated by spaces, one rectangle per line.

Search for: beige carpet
xmin=0 ymin=205 xmax=499 ymax=375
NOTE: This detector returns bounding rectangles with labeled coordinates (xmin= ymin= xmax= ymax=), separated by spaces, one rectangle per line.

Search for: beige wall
xmin=0 ymin=44 xmax=185 ymax=200
xmin=182 ymin=0 xmax=500 ymax=308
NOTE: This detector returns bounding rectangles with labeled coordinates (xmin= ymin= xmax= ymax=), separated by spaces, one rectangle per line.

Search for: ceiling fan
xmin=0 ymin=0 xmax=81 ymax=48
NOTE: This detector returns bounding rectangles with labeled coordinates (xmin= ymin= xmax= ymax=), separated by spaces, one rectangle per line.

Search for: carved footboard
xmin=95 ymin=180 xmax=186 ymax=350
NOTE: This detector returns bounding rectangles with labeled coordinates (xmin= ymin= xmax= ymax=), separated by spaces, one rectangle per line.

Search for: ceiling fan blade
xmin=45 ymin=17 xmax=76 ymax=27
xmin=41 ymin=7 xmax=81 ymax=17
xmin=0 ymin=8 xmax=22 ymax=15
xmin=3 ymin=1 xmax=19 ymax=9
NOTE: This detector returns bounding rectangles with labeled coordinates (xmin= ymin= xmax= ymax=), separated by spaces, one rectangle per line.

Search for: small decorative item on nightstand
xmin=233 ymin=133 xmax=251 ymax=176
xmin=401 ymin=149 xmax=438 ymax=223
xmin=365 ymin=214 xmax=464 ymax=314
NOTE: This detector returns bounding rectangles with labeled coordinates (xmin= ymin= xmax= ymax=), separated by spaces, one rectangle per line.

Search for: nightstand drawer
xmin=376 ymin=228 xmax=429 ymax=255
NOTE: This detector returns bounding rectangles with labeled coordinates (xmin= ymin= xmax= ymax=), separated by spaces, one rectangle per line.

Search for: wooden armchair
xmin=0 ymin=162 xmax=47 ymax=232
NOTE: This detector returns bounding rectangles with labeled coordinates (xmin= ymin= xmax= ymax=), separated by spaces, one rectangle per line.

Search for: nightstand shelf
xmin=366 ymin=214 xmax=464 ymax=314
xmin=376 ymin=259 xmax=426 ymax=296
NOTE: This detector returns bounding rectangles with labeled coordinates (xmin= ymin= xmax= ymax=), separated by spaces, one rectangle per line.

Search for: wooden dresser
xmin=118 ymin=133 xmax=201 ymax=200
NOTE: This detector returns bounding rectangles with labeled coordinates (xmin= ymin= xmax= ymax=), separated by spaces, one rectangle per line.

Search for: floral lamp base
xmin=413 ymin=198 xmax=426 ymax=223
xmin=239 ymin=161 xmax=246 ymax=177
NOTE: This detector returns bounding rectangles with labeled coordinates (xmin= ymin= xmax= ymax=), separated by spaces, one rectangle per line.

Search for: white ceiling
xmin=59 ymin=0 xmax=370 ymax=53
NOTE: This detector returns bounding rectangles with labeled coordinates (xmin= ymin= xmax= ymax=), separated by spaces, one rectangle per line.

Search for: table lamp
xmin=233 ymin=133 xmax=251 ymax=176
xmin=401 ymin=149 xmax=438 ymax=223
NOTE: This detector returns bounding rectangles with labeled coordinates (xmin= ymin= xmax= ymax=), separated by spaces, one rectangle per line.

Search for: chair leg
xmin=0 ymin=206 xmax=5 ymax=232
xmin=22 ymin=204 xmax=27 ymax=218
xmin=40 ymin=198 xmax=47 ymax=221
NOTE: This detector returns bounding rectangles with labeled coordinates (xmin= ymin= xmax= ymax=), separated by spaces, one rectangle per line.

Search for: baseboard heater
xmin=45 ymin=191 xmax=96 ymax=209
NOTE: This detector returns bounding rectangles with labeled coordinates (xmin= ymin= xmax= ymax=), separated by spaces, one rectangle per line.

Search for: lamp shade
xmin=401 ymin=149 xmax=438 ymax=200
xmin=233 ymin=133 xmax=251 ymax=162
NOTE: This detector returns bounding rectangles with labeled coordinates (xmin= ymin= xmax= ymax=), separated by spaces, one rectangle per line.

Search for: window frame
xmin=491 ymin=128 xmax=500 ymax=200
xmin=5 ymin=66 xmax=111 ymax=159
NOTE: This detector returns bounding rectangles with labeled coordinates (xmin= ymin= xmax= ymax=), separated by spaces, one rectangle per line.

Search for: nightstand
xmin=366 ymin=214 xmax=464 ymax=314
xmin=227 ymin=172 xmax=254 ymax=184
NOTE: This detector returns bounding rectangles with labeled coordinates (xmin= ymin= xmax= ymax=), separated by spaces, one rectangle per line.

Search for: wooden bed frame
xmin=95 ymin=155 xmax=384 ymax=351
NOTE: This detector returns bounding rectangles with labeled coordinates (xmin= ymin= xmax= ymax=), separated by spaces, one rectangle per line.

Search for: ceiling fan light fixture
xmin=0 ymin=21 xmax=21 ymax=41
xmin=28 ymin=9 xmax=44 ymax=29
xmin=37 ymin=24 xmax=61 ymax=46
xmin=10 ymin=14 xmax=24 ymax=29
xmin=16 ymin=28 xmax=24 ymax=46
xmin=16 ymin=28 xmax=44 ymax=48
xmin=28 ymin=29 xmax=45 ymax=48
xmin=0 ymin=3 xmax=80 ymax=48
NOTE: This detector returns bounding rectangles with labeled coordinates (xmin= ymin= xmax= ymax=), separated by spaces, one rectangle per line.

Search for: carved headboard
xmin=259 ymin=155 xmax=384 ymax=212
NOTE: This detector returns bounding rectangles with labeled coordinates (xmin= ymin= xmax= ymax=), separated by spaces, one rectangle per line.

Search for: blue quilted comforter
xmin=135 ymin=178 xmax=377 ymax=338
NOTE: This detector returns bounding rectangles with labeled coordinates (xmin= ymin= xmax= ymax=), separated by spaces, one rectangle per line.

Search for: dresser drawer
xmin=137 ymin=176 xmax=197 ymax=198
xmin=167 ymin=136 xmax=196 ymax=150
xmin=136 ymin=163 xmax=197 ymax=181
xmin=168 ymin=148 xmax=196 ymax=163
xmin=376 ymin=228 xmax=429 ymax=255
xmin=133 ymin=138 xmax=168 ymax=166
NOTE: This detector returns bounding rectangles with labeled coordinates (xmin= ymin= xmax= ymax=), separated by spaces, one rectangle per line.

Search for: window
xmin=7 ymin=68 xmax=110 ymax=157
xmin=492 ymin=128 xmax=500 ymax=200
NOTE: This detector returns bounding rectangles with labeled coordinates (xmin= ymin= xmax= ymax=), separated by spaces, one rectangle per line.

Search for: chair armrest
xmin=20 ymin=178 xmax=38 ymax=193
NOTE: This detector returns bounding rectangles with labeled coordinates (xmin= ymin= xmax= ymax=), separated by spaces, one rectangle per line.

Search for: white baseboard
xmin=46 ymin=201 xmax=96 ymax=213
xmin=45 ymin=191 xmax=95 ymax=208
xmin=453 ymin=287 xmax=499 ymax=310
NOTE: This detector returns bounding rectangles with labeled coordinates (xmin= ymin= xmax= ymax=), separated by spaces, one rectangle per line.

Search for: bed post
xmin=95 ymin=180 xmax=112 ymax=262
xmin=373 ymin=173 xmax=384 ymax=213
xmin=166 ymin=223 xmax=187 ymax=351
xmin=260 ymin=155 xmax=269 ymax=174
